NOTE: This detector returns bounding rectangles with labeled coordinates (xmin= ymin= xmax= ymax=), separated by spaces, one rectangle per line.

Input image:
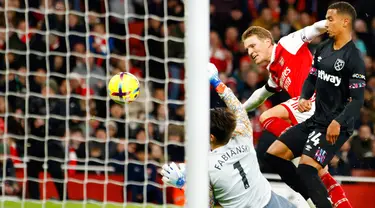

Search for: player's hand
xmin=298 ymin=98 xmax=312 ymax=112
xmin=207 ymin=63 xmax=222 ymax=88
xmin=326 ymin=120 xmax=340 ymax=144
xmin=161 ymin=162 xmax=186 ymax=188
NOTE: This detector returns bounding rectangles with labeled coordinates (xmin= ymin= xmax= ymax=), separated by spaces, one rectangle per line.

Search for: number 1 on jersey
xmin=233 ymin=161 xmax=250 ymax=189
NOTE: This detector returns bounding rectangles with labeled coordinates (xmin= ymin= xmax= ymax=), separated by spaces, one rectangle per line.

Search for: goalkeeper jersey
xmin=208 ymin=84 xmax=272 ymax=208
xmin=208 ymin=135 xmax=272 ymax=208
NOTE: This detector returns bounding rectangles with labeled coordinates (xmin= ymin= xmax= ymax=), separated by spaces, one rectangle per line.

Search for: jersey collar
xmin=266 ymin=44 xmax=277 ymax=71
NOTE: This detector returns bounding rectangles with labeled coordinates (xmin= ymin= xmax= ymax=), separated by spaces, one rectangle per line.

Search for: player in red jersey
xmin=241 ymin=22 xmax=352 ymax=208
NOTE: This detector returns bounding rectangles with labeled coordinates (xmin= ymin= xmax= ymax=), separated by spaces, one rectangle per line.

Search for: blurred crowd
xmin=0 ymin=0 xmax=374 ymax=204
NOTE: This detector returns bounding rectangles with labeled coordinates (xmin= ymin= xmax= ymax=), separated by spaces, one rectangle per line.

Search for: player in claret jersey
xmin=241 ymin=19 xmax=352 ymax=208
xmin=275 ymin=2 xmax=365 ymax=207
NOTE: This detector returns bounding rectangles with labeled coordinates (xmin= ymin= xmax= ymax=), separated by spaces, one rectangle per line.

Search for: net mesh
xmin=0 ymin=0 xmax=185 ymax=206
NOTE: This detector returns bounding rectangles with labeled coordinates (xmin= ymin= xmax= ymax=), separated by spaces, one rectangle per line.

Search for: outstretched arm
xmin=208 ymin=63 xmax=252 ymax=137
xmin=243 ymin=86 xmax=273 ymax=111
xmin=300 ymin=20 xmax=327 ymax=42
xmin=243 ymin=77 xmax=280 ymax=111
xmin=161 ymin=162 xmax=215 ymax=208
xmin=279 ymin=20 xmax=327 ymax=54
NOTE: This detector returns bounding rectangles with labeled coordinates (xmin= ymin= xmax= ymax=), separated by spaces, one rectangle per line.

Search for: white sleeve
xmin=279 ymin=20 xmax=327 ymax=55
xmin=242 ymin=85 xmax=274 ymax=112
xmin=267 ymin=76 xmax=279 ymax=89
xmin=301 ymin=20 xmax=327 ymax=42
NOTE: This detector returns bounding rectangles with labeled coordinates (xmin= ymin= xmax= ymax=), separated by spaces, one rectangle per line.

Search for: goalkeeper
xmin=161 ymin=63 xmax=296 ymax=208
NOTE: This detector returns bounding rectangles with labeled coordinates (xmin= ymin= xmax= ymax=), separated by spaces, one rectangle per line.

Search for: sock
xmin=321 ymin=173 xmax=352 ymax=208
xmin=264 ymin=153 xmax=310 ymax=200
xmin=262 ymin=117 xmax=292 ymax=137
xmin=298 ymin=164 xmax=333 ymax=208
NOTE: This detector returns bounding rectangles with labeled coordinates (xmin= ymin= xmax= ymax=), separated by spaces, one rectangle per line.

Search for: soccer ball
xmin=108 ymin=72 xmax=140 ymax=104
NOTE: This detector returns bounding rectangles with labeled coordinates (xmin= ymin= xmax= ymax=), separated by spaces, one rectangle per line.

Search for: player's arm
xmin=161 ymin=162 xmax=186 ymax=189
xmin=279 ymin=20 xmax=326 ymax=54
xmin=242 ymin=78 xmax=280 ymax=112
xmin=298 ymin=57 xmax=319 ymax=112
xmin=300 ymin=66 xmax=318 ymax=100
xmin=300 ymin=20 xmax=327 ymax=42
xmin=162 ymin=162 xmax=215 ymax=207
xmin=334 ymin=55 xmax=366 ymax=126
xmin=208 ymin=63 xmax=252 ymax=137
xmin=209 ymin=183 xmax=215 ymax=208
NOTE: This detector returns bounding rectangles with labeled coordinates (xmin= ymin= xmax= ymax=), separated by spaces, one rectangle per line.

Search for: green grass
xmin=2 ymin=200 xmax=181 ymax=208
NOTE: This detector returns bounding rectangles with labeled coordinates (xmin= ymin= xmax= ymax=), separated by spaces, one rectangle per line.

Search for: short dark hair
xmin=328 ymin=1 xmax=357 ymax=24
xmin=210 ymin=108 xmax=236 ymax=145
xmin=135 ymin=144 xmax=151 ymax=154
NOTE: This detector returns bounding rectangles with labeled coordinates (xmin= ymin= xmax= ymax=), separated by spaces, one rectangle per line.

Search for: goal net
xmin=0 ymin=0 xmax=187 ymax=206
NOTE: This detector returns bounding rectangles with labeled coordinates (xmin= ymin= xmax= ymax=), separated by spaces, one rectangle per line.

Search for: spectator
xmin=280 ymin=8 xmax=301 ymax=36
xmin=252 ymin=8 xmax=274 ymax=30
xmin=329 ymin=141 xmax=355 ymax=176
xmin=270 ymin=23 xmax=282 ymax=43
xmin=167 ymin=125 xmax=185 ymax=163
xmin=2 ymin=0 xmax=23 ymax=29
xmin=150 ymin=143 xmax=164 ymax=163
xmin=27 ymin=79 xmax=66 ymax=200
xmin=30 ymin=68 xmax=46 ymax=93
xmin=73 ymin=53 xmax=106 ymax=95
xmin=107 ymin=121 xmax=118 ymax=139
xmin=109 ymin=0 xmax=144 ymax=29
xmin=170 ymin=104 xmax=185 ymax=122
xmin=168 ymin=21 xmax=185 ymax=106
xmin=267 ymin=0 xmax=281 ymax=22
xmin=132 ymin=125 xmax=145 ymax=141
xmin=89 ymin=23 xmax=114 ymax=60
xmin=149 ymin=104 xmax=167 ymax=137
xmin=144 ymin=16 xmax=166 ymax=89
xmin=210 ymin=30 xmax=231 ymax=73
xmin=353 ymin=32 xmax=367 ymax=55
xmin=110 ymin=139 xmax=137 ymax=173
xmin=350 ymin=125 xmax=374 ymax=168
xmin=128 ymin=144 xmax=162 ymax=204
xmin=109 ymin=102 xmax=126 ymax=138
xmin=239 ymin=70 xmax=261 ymax=102
xmin=51 ymin=56 xmax=67 ymax=84
xmin=68 ymin=14 xmax=86 ymax=48
xmin=0 ymin=143 xmax=20 ymax=196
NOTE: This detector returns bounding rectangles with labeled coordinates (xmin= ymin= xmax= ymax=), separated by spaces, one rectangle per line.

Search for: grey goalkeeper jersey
xmin=208 ymin=85 xmax=272 ymax=208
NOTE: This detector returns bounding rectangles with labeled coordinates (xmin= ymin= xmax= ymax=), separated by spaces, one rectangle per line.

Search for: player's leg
xmin=264 ymin=123 xmax=310 ymax=200
xmin=319 ymin=167 xmax=352 ymax=208
xmin=260 ymin=95 xmax=307 ymax=137
xmin=27 ymin=159 xmax=42 ymax=199
xmin=47 ymin=159 xmax=65 ymax=200
xmin=298 ymin=130 xmax=352 ymax=208
xmin=260 ymin=98 xmax=305 ymax=170
xmin=279 ymin=96 xmax=351 ymax=207
xmin=259 ymin=104 xmax=294 ymax=137
xmin=264 ymin=191 xmax=297 ymax=208
xmin=298 ymin=155 xmax=331 ymax=208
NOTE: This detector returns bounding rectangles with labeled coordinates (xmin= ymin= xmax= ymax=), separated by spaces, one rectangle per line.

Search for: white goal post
xmin=0 ymin=0 xmax=211 ymax=207
xmin=186 ymin=0 xmax=210 ymax=207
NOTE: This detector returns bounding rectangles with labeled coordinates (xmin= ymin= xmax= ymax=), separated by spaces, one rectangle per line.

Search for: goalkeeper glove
xmin=161 ymin=162 xmax=186 ymax=188
xmin=207 ymin=63 xmax=222 ymax=88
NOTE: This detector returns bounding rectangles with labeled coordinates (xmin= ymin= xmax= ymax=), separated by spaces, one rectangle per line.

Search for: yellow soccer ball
xmin=108 ymin=72 xmax=140 ymax=104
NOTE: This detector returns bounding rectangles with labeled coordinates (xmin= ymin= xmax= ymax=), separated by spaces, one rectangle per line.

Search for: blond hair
xmin=241 ymin=26 xmax=274 ymax=43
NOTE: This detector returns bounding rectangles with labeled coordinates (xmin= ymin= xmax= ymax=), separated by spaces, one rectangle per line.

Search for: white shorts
xmin=280 ymin=94 xmax=316 ymax=125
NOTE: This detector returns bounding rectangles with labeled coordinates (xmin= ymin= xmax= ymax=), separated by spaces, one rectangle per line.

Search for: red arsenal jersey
xmin=266 ymin=31 xmax=313 ymax=98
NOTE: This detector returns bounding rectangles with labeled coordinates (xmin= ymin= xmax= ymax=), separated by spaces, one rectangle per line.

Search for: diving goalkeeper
xmin=161 ymin=63 xmax=296 ymax=208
